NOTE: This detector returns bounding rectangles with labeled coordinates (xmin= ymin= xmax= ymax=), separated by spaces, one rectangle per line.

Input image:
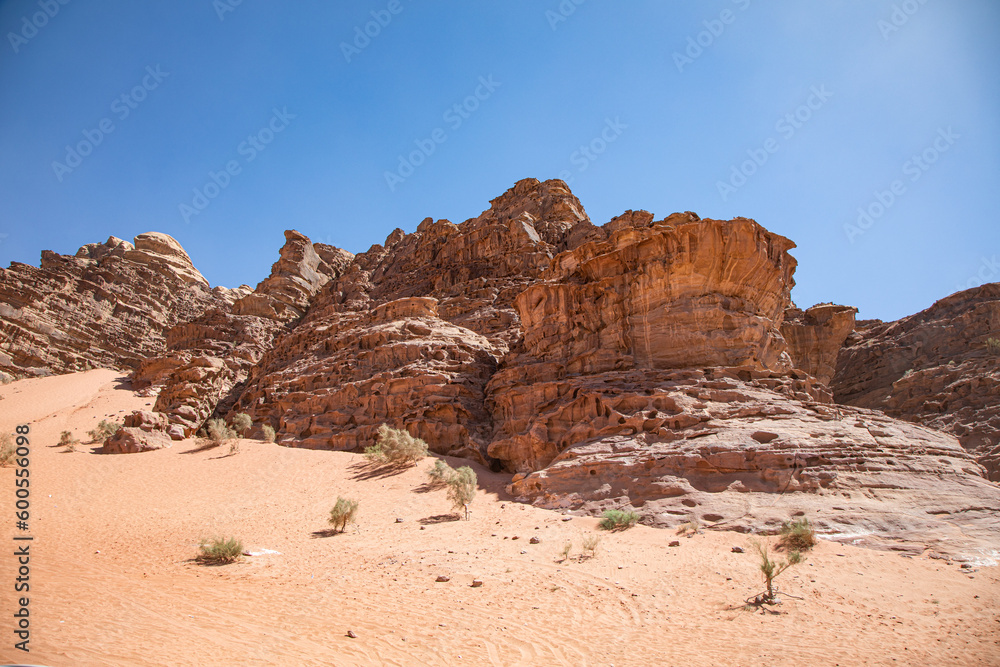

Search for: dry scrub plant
xmin=447 ymin=466 xmax=477 ymax=519
xmin=778 ymin=517 xmax=816 ymax=552
xmin=329 ymin=497 xmax=359 ymax=533
xmin=599 ymin=509 xmax=639 ymax=531
xmin=197 ymin=536 xmax=244 ymax=565
xmin=261 ymin=424 xmax=276 ymax=443
xmin=87 ymin=419 xmax=120 ymax=444
xmin=59 ymin=430 xmax=79 ymax=452
xmin=986 ymin=337 xmax=1000 ymax=356
xmin=230 ymin=413 xmax=252 ymax=437
xmin=0 ymin=433 xmax=14 ymax=467
xmin=427 ymin=459 xmax=455 ymax=485
xmin=364 ymin=424 xmax=428 ymax=467
xmin=582 ymin=534 xmax=601 ymax=558
xmin=206 ymin=418 xmax=237 ymax=444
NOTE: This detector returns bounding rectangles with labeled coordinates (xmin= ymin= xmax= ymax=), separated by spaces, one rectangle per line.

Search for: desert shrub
xmin=87 ymin=419 xmax=120 ymax=443
xmin=59 ymin=430 xmax=80 ymax=452
xmin=778 ymin=517 xmax=816 ymax=552
xmin=427 ymin=459 xmax=455 ymax=485
xmin=599 ymin=509 xmax=639 ymax=531
xmin=446 ymin=466 xmax=477 ymax=517
xmin=582 ymin=534 xmax=601 ymax=557
xmin=364 ymin=424 xmax=428 ymax=467
xmin=230 ymin=413 xmax=252 ymax=436
xmin=751 ymin=539 xmax=803 ymax=603
xmin=329 ymin=497 xmax=359 ymax=533
xmin=0 ymin=433 xmax=14 ymax=467
xmin=986 ymin=337 xmax=1000 ymax=355
xmin=261 ymin=424 xmax=276 ymax=443
xmin=197 ymin=536 xmax=244 ymax=565
xmin=676 ymin=520 xmax=700 ymax=537
xmin=206 ymin=418 xmax=236 ymax=443
xmin=560 ymin=541 xmax=573 ymax=562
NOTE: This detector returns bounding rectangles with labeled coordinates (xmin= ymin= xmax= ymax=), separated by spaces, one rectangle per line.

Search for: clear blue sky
xmin=1 ymin=0 xmax=997 ymax=321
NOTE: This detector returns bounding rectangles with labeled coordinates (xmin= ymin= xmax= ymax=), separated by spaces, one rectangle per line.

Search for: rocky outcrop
xmin=233 ymin=230 xmax=354 ymax=321
xmin=782 ymin=303 xmax=857 ymax=385
xmin=832 ymin=284 xmax=1000 ymax=480
xmin=0 ymin=233 xmax=227 ymax=377
xmin=505 ymin=368 xmax=999 ymax=559
xmin=234 ymin=296 xmax=500 ymax=461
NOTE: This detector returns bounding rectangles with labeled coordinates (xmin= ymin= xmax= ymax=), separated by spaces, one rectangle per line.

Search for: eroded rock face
xmin=0 ymin=233 xmax=227 ymax=377
xmin=132 ymin=309 xmax=287 ymax=436
xmin=506 ymin=369 xmax=999 ymax=559
xmin=782 ymin=303 xmax=857 ymax=385
xmin=832 ymin=284 xmax=1000 ymax=480
xmin=234 ymin=296 xmax=500 ymax=462
xmin=233 ymin=230 xmax=354 ymax=321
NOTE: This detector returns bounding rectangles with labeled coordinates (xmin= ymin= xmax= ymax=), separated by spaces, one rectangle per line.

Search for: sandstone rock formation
xmin=832 ymin=283 xmax=1000 ymax=480
xmin=2 ymin=179 xmax=998 ymax=560
xmin=782 ymin=303 xmax=857 ymax=385
xmin=0 ymin=233 xmax=227 ymax=377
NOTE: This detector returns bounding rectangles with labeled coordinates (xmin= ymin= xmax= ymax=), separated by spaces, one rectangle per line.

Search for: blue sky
xmin=0 ymin=0 xmax=997 ymax=321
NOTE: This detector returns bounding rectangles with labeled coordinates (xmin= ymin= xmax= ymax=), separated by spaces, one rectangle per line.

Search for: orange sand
xmin=0 ymin=370 xmax=998 ymax=666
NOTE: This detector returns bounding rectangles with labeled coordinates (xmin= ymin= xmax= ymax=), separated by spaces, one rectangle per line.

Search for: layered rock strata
xmin=832 ymin=283 xmax=1000 ymax=480
xmin=0 ymin=233 xmax=226 ymax=377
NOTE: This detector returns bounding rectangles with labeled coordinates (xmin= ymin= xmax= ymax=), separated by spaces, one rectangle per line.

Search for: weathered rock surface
xmin=2 ymin=179 xmax=998 ymax=560
xmin=782 ymin=303 xmax=857 ymax=385
xmin=505 ymin=368 xmax=1000 ymax=560
xmin=832 ymin=284 xmax=1000 ymax=480
xmin=0 ymin=233 xmax=227 ymax=377
xmin=233 ymin=230 xmax=354 ymax=321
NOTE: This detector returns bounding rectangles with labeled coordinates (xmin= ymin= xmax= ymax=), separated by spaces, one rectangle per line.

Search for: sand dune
xmin=1 ymin=370 xmax=998 ymax=666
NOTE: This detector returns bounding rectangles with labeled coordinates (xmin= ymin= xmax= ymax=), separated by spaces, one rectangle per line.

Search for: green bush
xmin=778 ymin=517 xmax=816 ymax=552
xmin=364 ymin=424 xmax=428 ymax=467
xmin=427 ymin=459 xmax=455 ymax=485
xmin=206 ymin=418 xmax=236 ymax=443
xmin=599 ymin=509 xmax=639 ymax=531
xmin=261 ymin=424 xmax=276 ymax=443
xmin=0 ymin=433 xmax=14 ymax=467
xmin=87 ymin=419 xmax=120 ymax=444
xmin=447 ymin=466 xmax=477 ymax=517
xmin=230 ymin=413 xmax=252 ymax=436
xmin=751 ymin=539 xmax=803 ymax=603
xmin=329 ymin=497 xmax=359 ymax=533
xmin=197 ymin=536 xmax=244 ymax=565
